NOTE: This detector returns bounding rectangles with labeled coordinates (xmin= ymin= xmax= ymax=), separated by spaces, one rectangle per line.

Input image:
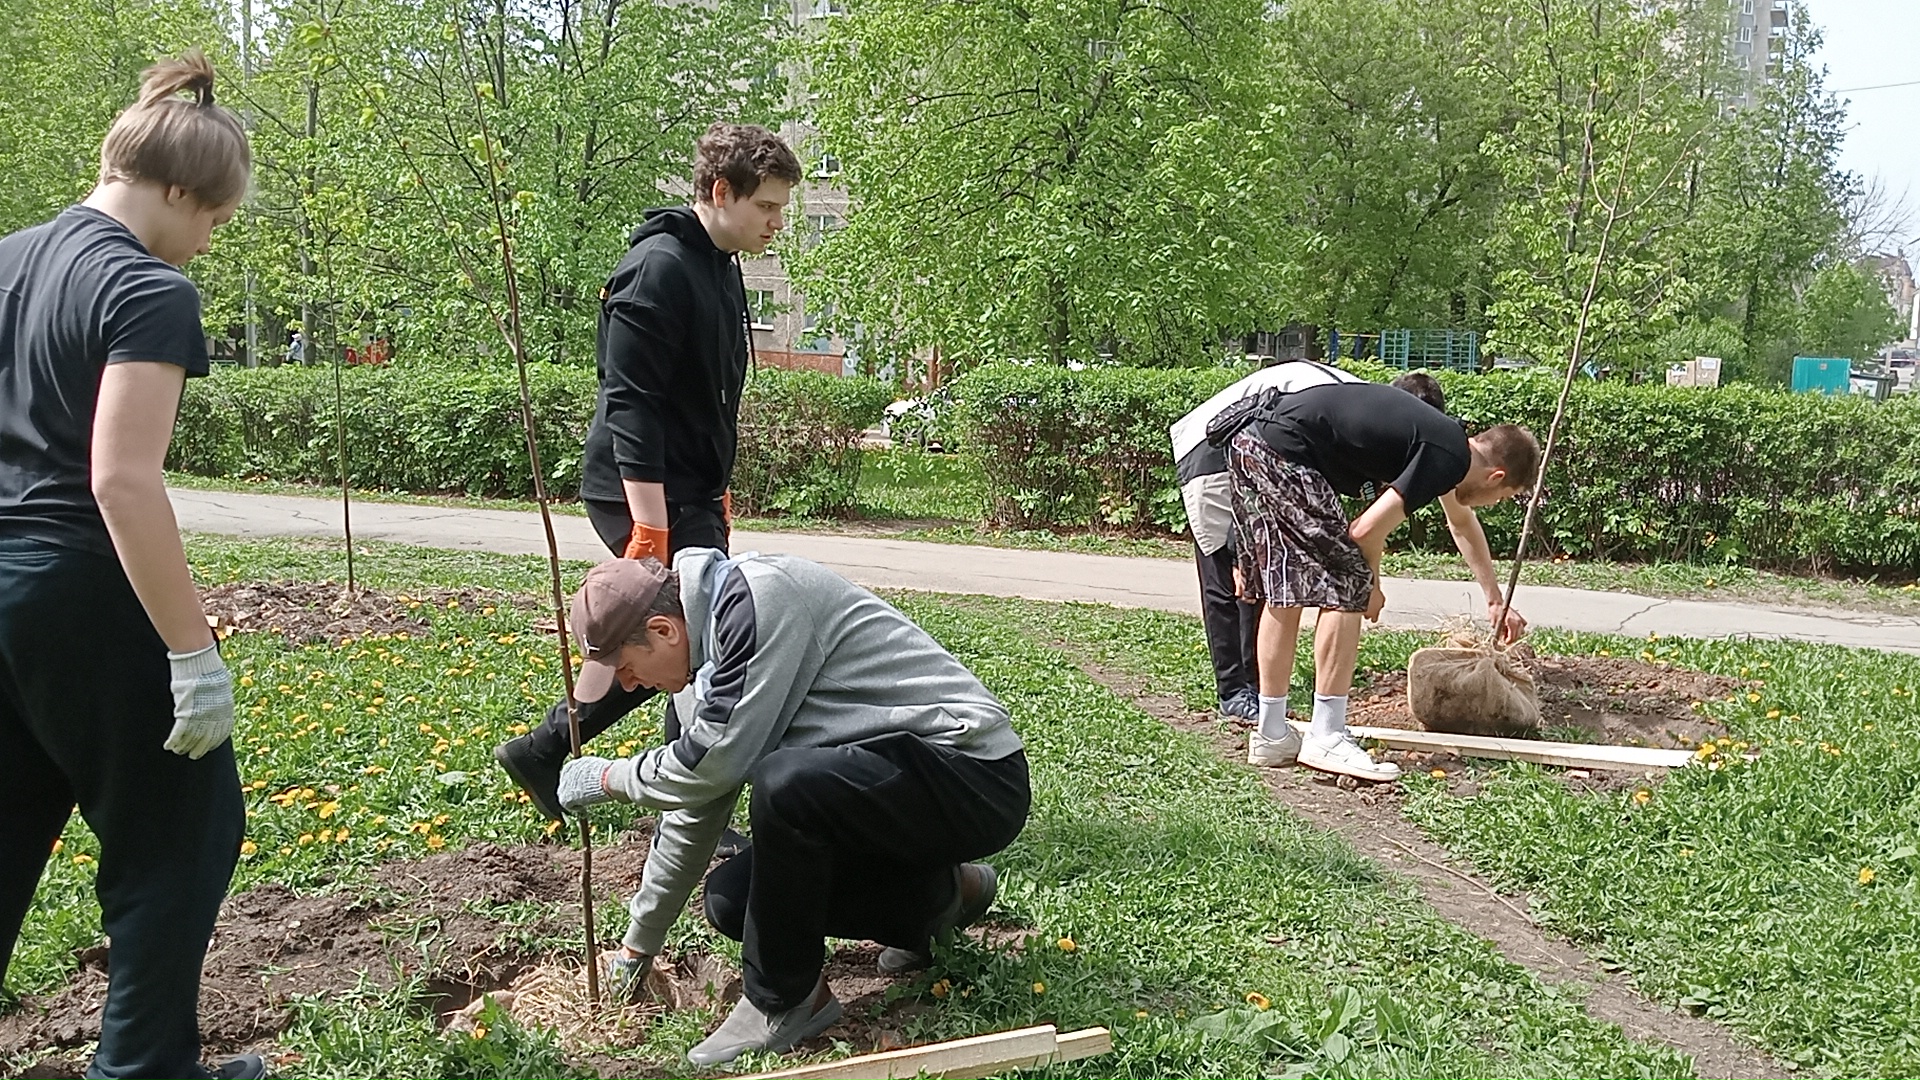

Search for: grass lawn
xmin=6 ymin=536 xmax=1692 ymax=1079
xmin=995 ymin=597 xmax=1920 ymax=1078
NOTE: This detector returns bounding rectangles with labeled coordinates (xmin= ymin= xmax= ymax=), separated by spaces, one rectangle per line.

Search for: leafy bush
xmin=732 ymin=368 xmax=891 ymax=516
xmin=950 ymin=361 xmax=1920 ymax=572
xmin=950 ymin=364 xmax=1249 ymax=532
xmin=169 ymin=365 xmax=890 ymax=516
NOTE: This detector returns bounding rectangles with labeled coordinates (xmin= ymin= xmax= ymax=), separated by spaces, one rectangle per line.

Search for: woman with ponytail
xmin=0 ymin=51 xmax=265 ymax=1080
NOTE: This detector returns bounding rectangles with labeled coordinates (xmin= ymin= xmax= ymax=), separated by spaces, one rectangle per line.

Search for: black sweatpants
xmin=701 ymin=732 xmax=1030 ymax=1013
xmin=0 ymin=538 xmax=244 ymax=1080
xmin=1196 ymin=540 xmax=1261 ymax=700
xmin=524 ymin=497 xmax=728 ymax=760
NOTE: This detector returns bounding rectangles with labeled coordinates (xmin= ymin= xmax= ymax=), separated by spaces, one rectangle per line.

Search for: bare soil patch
xmin=199 ymin=581 xmax=535 ymax=647
xmin=1065 ymin=652 xmax=1790 ymax=1080
xmin=1355 ymin=653 xmax=1746 ymax=751
xmin=2 ymin=831 xmax=933 ymax=1079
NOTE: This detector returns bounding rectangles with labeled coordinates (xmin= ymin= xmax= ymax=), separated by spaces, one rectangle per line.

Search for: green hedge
xmin=949 ymin=362 xmax=1920 ymax=573
xmin=169 ymin=365 xmax=890 ymax=517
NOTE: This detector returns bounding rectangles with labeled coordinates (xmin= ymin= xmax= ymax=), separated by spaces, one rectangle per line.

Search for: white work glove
xmin=558 ymin=756 xmax=620 ymax=813
xmin=164 ymin=643 xmax=236 ymax=760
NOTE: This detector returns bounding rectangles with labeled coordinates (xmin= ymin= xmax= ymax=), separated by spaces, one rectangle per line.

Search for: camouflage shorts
xmin=1227 ymin=430 xmax=1372 ymax=612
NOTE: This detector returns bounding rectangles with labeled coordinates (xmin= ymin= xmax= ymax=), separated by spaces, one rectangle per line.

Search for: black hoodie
xmin=580 ymin=206 xmax=749 ymax=508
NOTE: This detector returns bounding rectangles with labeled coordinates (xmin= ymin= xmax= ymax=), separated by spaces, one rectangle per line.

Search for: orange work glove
xmin=623 ymin=523 xmax=671 ymax=562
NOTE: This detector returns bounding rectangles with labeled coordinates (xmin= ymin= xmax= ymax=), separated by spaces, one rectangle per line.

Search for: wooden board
xmin=742 ymin=1024 xmax=1113 ymax=1080
xmin=1289 ymin=720 xmax=1695 ymax=771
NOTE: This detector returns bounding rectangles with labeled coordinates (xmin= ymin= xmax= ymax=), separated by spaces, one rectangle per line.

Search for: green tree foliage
xmin=790 ymin=0 xmax=1290 ymax=369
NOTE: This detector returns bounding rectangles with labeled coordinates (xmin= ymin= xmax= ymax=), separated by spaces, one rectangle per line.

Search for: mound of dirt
xmin=1 ymin=833 xmax=940 ymax=1079
xmin=200 ymin=581 xmax=532 ymax=647
xmin=1355 ymin=654 xmax=1745 ymax=750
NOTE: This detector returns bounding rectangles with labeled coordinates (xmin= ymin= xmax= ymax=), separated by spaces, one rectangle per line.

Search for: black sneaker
xmin=493 ymin=734 xmax=566 ymax=822
xmin=876 ymin=862 xmax=997 ymax=973
xmin=211 ymin=1054 xmax=268 ymax=1080
xmin=1218 ymin=688 xmax=1261 ymax=724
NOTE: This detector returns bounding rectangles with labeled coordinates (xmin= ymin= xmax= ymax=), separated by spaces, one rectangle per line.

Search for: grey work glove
xmin=558 ymin=756 xmax=622 ymax=813
xmin=164 ymin=643 xmax=235 ymax=760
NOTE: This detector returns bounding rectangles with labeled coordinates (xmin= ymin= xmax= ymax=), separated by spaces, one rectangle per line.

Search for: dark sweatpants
xmin=702 ymin=732 xmax=1031 ymax=1013
xmin=523 ymin=497 xmax=728 ymax=760
xmin=0 ymin=538 xmax=244 ymax=1080
xmin=1195 ymin=540 xmax=1261 ymax=700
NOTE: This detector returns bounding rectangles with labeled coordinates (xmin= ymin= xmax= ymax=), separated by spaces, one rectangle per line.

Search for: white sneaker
xmin=1299 ymin=733 xmax=1401 ymax=782
xmin=1248 ymin=728 xmax=1301 ymax=767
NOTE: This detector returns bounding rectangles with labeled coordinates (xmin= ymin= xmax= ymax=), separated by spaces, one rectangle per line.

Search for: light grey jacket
xmin=603 ymin=547 xmax=1021 ymax=954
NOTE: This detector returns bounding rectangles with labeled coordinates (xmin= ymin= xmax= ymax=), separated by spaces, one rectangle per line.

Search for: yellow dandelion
xmin=240 ymin=840 xmax=258 ymax=856
xmin=1766 ymin=710 xmax=1781 ymax=719
xmin=317 ymin=829 xmax=333 ymax=843
xmin=318 ymin=801 xmax=340 ymax=819
xmin=472 ymin=1023 xmax=488 ymax=1040
xmin=931 ymin=979 xmax=951 ymax=999
xmin=1245 ymin=992 xmax=1271 ymax=1010
xmin=1695 ymin=744 xmax=1716 ymax=759
xmin=298 ymin=833 xmax=315 ymax=846
xmin=1860 ymin=867 xmax=1876 ymax=885
xmin=427 ymin=834 xmax=446 ymax=850
xmin=1633 ymin=789 xmax=1652 ymax=805
xmin=544 ymin=820 xmax=563 ymax=836
xmin=334 ymin=829 xmax=350 ymax=842
xmin=482 ymin=606 xmax=496 ymax=616
xmin=1430 ymin=768 xmax=1447 ymax=779
xmin=239 ymin=675 xmax=254 ymax=688
xmin=73 ymin=853 xmax=93 ymax=865
xmin=1747 ymin=693 xmax=1761 ymax=703
xmin=51 ymin=839 xmax=63 ymax=854
xmin=1058 ymin=936 xmax=1077 ymax=952
xmin=1134 ymin=1009 xmax=1149 ymax=1019
xmin=1032 ymin=981 xmax=1046 ymax=994
xmin=320 ymin=702 xmax=334 ymax=712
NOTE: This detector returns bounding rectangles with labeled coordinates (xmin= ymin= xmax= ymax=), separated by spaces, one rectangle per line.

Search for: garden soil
xmin=200 ymin=581 xmax=538 ymax=647
xmin=2 ymin=834 xmax=928 ymax=1079
xmin=1066 ymin=651 xmax=1790 ymax=1080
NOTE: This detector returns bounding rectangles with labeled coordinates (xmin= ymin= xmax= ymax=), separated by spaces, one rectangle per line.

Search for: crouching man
xmin=1225 ymin=382 xmax=1539 ymax=781
xmin=555 ymin=551 xmax=1030 ymax=1067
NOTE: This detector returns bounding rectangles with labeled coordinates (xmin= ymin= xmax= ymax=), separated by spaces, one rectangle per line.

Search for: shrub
xmin=950 ymin=364 xmax=1249 ymax=531
xmin=950 ymin=361 xmax=1920 ymax=573
xmin=169 ymin=364 xmax=890 ymax=516
xmin=732 ymin=368 xmax=891 ymax=516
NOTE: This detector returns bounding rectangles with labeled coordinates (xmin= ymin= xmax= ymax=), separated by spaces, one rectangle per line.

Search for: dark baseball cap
xmin=570 ymin=559 xmax=670 ymax=703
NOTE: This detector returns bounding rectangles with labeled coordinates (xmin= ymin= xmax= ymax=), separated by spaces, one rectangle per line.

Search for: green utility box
xmin=1791 ymin=356 xmax=1851 ymax=395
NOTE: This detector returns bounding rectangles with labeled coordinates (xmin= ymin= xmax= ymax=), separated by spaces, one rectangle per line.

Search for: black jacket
xmin=580 ymin=207 xmax=749 ymax=507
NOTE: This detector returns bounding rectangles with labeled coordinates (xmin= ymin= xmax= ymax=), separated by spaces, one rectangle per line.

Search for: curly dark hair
xmin=693 ymin=122 xmax=802 ymax=204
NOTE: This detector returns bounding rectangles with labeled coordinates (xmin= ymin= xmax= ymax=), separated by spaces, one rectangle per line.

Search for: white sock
xmin=1257 ymin=695 xmax=1291 ymax=741
xmin=1309 ymin=694 xmax=1349 ymax=739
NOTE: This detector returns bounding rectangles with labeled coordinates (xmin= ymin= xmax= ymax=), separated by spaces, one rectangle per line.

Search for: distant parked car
xmin=1888 ymin=357 xmax=1915 ymax=394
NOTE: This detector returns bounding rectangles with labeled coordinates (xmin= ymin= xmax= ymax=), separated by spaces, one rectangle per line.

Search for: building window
xmin=746 ymin=289 xmax=776 ymax=330
xmin=799 ymin=303 xmax=835 ymax=352
xmin=814 ymin=153 xmax=842 ymax=178
xmin=1740 ymin=0 xmax=1753 ymax=12
xmin=808 ymin=0 xmax=845 ymax=17
xmin=1736 ymin=25 xmax=1753 ymax=42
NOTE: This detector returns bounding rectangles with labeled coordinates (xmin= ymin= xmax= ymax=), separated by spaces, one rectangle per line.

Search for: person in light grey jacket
xmin=556 ymin=550 xmax=1029 ymax=1067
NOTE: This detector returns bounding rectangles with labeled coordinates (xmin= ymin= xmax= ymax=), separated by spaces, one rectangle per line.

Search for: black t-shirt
xmin=1251 ymin=382 xmax=1471 ymax=512
xmin=0 ymin=206 xmax=209 ymax=556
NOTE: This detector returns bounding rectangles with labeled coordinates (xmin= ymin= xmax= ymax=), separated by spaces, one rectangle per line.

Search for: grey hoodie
xmin=603 ymin=547 xmax=1023 ymax=954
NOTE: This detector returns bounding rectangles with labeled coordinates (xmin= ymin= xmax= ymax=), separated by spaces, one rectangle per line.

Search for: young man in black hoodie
xmin=495 ymin=122 xmax=802 ymax=820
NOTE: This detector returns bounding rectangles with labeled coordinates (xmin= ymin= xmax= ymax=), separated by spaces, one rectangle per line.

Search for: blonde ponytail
xmin=98 ymin=49 xmax=251 ymax=208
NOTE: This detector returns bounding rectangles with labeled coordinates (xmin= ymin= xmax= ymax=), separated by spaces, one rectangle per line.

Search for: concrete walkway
xmin=170 ymin=487 xmax=1920 ymax=655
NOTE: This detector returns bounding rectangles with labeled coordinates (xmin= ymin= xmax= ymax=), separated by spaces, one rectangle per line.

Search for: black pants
xmin=0 ymin=539 xmax=244 ymax=1080
xmin=524 ymin=497 xmax=728 ymax=760
xmin=702 ymin=733 xmax=1030 ymax=1012
xmin=1196 ymin=540 xmax=1261 ymax=699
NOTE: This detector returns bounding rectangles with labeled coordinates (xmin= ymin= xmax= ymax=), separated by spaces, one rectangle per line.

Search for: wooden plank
xmin=743 ymin=1025 xmax=1057 ymax=1080
xmin=1050 ymin=1027 xmax=1114 ymax=1063
xmin=1288 ymin=720 xmax=1694 ymax=771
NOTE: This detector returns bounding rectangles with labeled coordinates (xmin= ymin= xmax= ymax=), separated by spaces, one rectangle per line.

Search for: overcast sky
xmin=1809 ymin=0 xmax=1920 ymax=249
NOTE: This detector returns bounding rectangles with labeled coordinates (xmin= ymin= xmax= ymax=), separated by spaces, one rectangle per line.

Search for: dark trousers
xmin=525 ymin=497 xmax=728 ymax=760
xmin=701 ymin=733 xmax=1030 ymax=1013
xmin=1196 ymin=540 xmax=1261 ymax=699
xmin=0 ymin=539 xmax=244 ymax=1080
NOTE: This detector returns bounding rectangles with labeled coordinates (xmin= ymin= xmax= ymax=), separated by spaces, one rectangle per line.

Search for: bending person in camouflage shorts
xmin=1224 ymin=382 xmax=1539 ymax=782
